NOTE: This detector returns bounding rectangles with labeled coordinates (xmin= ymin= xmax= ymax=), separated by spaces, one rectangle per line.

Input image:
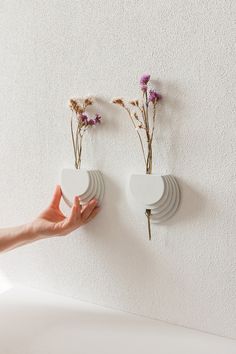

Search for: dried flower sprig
xmin=69 ymin=97 xmax=102 ymax=169
xmin=112 ymin=74 xmax=162 ymax=174
xmin=112 ymin=74 xmax=162 ymax=240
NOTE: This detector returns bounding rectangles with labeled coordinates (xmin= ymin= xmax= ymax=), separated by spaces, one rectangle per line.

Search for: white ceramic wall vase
xmin=129 ymin=174 xmax=180 ymax=223
xmin=61 ymin=168 xmax=105 ymax=207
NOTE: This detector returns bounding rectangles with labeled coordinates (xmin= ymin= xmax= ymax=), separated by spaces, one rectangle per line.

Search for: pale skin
xmin=0 ymin=185 xmax=100 ymax=253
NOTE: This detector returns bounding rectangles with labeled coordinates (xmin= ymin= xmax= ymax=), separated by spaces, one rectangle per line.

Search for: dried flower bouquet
xmin=69 ymin=97 xmax=102 ymax=169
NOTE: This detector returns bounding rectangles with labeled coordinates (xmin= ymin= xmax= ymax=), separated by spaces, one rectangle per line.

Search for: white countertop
xmin=0 ymin=286 xmax=235 ymax=354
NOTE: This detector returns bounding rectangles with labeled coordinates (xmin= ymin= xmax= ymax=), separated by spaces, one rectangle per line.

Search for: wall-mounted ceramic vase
xmin=129 ymin=174 xmax=180 ymax=223
xmin=61 ymin=168 xmax=105 ymax=207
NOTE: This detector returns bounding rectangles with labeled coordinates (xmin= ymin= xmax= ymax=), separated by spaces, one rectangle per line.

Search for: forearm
xmin=0 ymin=223 xmax=39 ymax=253
xmin=0 ymin=187 xmax=99 ymax=253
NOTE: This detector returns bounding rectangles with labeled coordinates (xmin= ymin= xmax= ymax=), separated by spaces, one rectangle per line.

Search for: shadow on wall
xmin=86 ymin=173 xmax=160 ymax=303
xmin=79 ymin=174 xmax=206 ymax=308
xmin=150 ymin=80 xmax=208 ymax=226
xmin=83 ymin=96 xmax=121 ymax=170
xmin=165 ymin=177 xmax=207 ymax=227
xmin=152 ymin=79 xmax=184 ymax=172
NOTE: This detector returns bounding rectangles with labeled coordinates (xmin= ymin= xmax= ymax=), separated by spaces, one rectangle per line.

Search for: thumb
xmin=50 ymin=185 xmax=62 ymax=208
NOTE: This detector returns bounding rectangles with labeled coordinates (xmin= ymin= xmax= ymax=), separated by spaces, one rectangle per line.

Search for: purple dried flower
xmin=88 ymin=119 xmax=95 ymax=126
xmin=148 ymin=89 xmax=162 ymax=103
xmin=94 ymin=113 xmax=102 ymax=124
xmin=140 ymin=74 xmax=150 ymax=85
xmin=80 ymin=113 xmax=88 ymax=124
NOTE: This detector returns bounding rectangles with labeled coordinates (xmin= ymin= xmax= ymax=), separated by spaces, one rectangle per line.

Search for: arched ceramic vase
xmin=129 ymin=174 xmax=180 ymax=223
xmin=61 ymin=168 xmax=105 ymax=207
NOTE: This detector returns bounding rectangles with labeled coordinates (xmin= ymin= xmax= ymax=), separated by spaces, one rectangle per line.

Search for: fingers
xmin=68 ymin=195 xmax=81 ymax=223
xmin=81 ymin=199 xmax=98 ymax=222
xmin=54 ymin=198 xmax=100 ymax=236
xmin=83 ymin=206 xmax=100 ymax=224
xmin=50 ymin=185 xmax=62 ymax=209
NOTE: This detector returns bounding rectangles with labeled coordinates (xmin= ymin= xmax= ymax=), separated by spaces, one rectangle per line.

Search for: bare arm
xmin=0 ymin=185 xmax=100 ymax=253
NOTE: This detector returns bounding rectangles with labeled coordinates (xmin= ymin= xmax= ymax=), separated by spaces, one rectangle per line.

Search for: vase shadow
xmin=163 ymin=178 xmax=207 ymax=226
xmin=75 ymin=173 xmax=163 ymax=308
xmin=151 ymin=80 xmax=184 ymax=172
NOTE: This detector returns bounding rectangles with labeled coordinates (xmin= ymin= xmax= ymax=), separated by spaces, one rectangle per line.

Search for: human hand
xmin=31 ymin=185 xmax=100 ymax=239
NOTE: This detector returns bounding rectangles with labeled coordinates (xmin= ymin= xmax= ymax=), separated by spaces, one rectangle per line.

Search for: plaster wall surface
xmin=0 ymin=0 xmax=235 ymax=338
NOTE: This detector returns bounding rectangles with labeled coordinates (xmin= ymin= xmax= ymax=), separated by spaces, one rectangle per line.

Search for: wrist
xmin=20 ymin=222 xmax=40 ymax=242
xmin=29 ymin=219 xmax=52 ymax=241
xmin=0 ymin=223 xmax=40 ymax=253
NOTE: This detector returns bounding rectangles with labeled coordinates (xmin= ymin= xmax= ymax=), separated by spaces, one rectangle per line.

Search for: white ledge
xmin=0 ymin=286 xmax=235 ymax=354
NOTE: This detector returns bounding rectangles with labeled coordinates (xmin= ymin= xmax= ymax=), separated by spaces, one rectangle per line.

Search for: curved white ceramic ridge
xmin=61 ymin=168 xmax=105 ymax=207
xmin=129 ymin=174 xmax=180 ymax=224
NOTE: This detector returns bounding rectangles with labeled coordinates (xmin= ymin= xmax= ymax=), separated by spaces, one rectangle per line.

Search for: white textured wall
xmin=0 ymin=0 xmax=235 ymax=339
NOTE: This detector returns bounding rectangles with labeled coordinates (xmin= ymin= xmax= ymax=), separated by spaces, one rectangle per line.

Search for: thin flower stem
xmin=145 ymin=92 xmax=150 ymax=133
xmin=78 ymin=134 xmax=83 ymax=169
xmin=145 ymin=209 xmax=152 ymax=240
xmin=142 ymin=103 xmax=148 ymax=128
xmin=124 ymin=107 xmax=147 ymax=166
xmin=75 ymin=121 xmax=81 ymax=169
xmin=139 ymin=103 xmax=150 ymax=152
xmin=134 ymin=116 xmax=144 ymax=126
xmin=143 ymin=92 xmax=152 ymax=174
xmin=136 ymin=105 xmax=146 ymax=127
xmin=137 ymin=104 xmax=144 ymax=118
xmin=70 ymin=114 xmax=77 ymax=168
xmin=150 ymin=103 xmax=157 ymax=143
